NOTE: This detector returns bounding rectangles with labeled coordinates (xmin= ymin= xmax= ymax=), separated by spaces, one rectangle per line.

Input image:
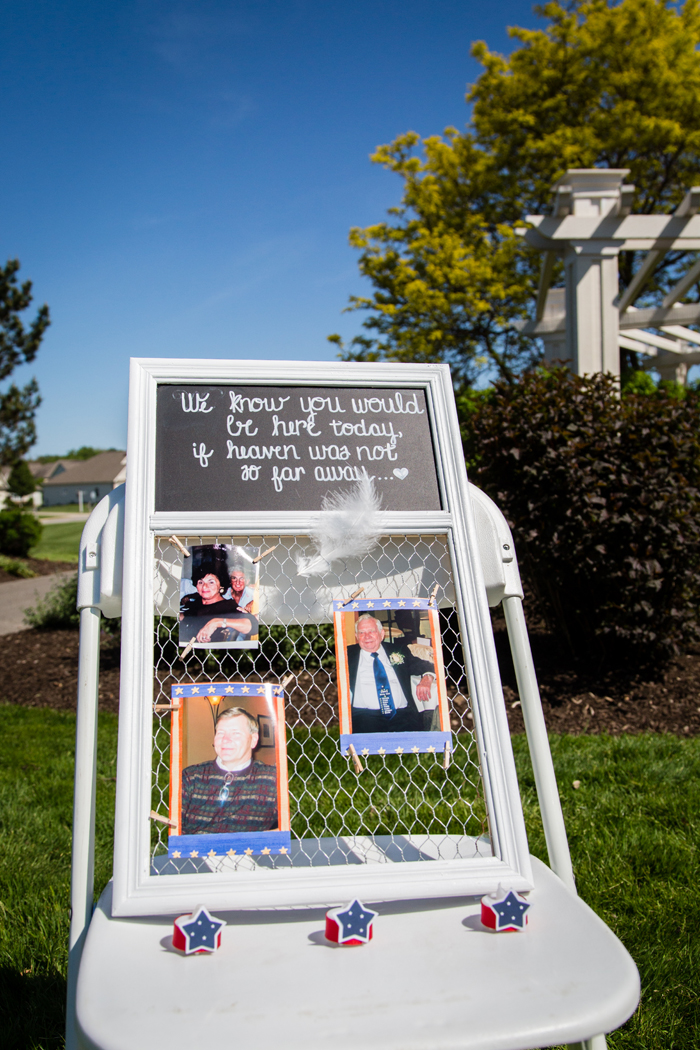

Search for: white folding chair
xmin=66 ymin=481 xmax=639 ymax=1050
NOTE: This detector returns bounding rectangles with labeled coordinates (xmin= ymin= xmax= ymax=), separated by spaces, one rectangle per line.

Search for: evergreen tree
xmin=0 ymin=259 xmax=49 ymax=461
xmin=7 ymin=460 xmax=37 ymax=501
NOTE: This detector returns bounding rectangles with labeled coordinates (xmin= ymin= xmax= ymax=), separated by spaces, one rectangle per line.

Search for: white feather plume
xmin=297 ymin=475 xmax=383 ymax=576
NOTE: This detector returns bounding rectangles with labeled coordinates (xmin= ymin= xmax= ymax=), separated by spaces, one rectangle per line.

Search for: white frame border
xmin=112 ymin=358 xmax=532 ymax=917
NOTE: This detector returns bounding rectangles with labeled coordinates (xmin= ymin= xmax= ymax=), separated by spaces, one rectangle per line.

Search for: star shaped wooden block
xmin=172 ymin=905 xmax=226 ymax=955
xmin=325 ymin=899 xmax=378 ymax=946
xmin=480 ymin=885 xmax=530 ymax=932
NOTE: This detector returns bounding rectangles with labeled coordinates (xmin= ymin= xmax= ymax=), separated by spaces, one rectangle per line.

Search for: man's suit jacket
xmin=346 ymin=641 xmax=435 ymax=717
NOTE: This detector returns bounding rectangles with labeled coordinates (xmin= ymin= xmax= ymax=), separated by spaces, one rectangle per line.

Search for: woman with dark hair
xmin=179 ymin=546 xmax=258 ymax=645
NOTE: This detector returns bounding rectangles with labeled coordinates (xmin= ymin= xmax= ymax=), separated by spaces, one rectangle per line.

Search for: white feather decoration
xmin=297 ymin=475 xmax=383 ymax=576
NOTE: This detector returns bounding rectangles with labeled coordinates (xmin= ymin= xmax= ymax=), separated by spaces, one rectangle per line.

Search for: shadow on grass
xmin=0 ymin=967 xmax=67 ymax=1050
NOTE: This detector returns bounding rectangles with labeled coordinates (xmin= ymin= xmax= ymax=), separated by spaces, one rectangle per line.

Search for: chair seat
xmin=76 ymin=857 xmax=639 ymax=1050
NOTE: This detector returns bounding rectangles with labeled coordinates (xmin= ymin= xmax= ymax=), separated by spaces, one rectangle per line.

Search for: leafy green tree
xmin=36 ymin=446 xmax=114 ymax=464
xmin=332 ymin=0 xmax=700 ymax=386
xmin=0 ymin=259 xmax=49 ymax=461
xmin=7 ymin=460 xmax=36 ymax=501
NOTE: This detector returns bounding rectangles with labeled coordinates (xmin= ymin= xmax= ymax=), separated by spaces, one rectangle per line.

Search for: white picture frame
xmin=111 ymin=358 xmax=532 ymax=917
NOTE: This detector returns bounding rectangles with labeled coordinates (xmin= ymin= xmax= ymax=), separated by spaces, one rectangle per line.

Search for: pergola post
xmin=564 ymin=243 xmax=620 ymax=377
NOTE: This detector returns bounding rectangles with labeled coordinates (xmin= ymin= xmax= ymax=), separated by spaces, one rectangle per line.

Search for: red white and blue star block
xmin=480 ymin=885 xmax=530 ymax=932
xmin=325 ymin=899 xmax=378 ymax=945
xmin=172 ymin=905 xmax=226 ymax=954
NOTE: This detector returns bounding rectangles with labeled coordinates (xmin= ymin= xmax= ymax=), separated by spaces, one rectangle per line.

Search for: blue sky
xmin=2 ymin=0 xmax=541 ymax=455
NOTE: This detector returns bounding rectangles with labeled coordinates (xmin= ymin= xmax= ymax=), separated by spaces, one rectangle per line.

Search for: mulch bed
xmin=0 ymin=558 xmax=76 ymax=584
xmin=494 ymin=621 xmax=700 ymax=737
xmin=1 ymin=623 xmax=699 ymax=736
xmin=0 ymin=629 xmax=121 ymax=713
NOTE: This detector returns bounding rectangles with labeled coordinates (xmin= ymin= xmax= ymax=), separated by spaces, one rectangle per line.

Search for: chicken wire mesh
xmin=150 ymin=533 xmax=492 ymax=876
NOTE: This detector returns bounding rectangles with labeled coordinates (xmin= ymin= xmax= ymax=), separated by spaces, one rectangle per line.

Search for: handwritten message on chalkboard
xmin=155 ymin=385 xmax=442 ymax=512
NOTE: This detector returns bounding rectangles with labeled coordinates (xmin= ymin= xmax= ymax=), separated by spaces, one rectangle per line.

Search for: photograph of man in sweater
xmin=180 ymin=707 xmax=278 ymax=835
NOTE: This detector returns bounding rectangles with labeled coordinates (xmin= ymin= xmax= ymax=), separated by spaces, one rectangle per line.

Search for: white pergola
xmin=516 ymin=169 xmax=700 ymax=383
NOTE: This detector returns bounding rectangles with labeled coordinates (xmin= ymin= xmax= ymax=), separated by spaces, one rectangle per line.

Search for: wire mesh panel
xmin=151 ymin=533 xmax=491 ymax=876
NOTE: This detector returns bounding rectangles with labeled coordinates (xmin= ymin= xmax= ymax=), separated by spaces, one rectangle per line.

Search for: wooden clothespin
xmin=443 ymin=741 xmax=451 ymax=770
xmin=180 ymin=638 xmax=197 ymax=660
xmin=281 ymin=674 xmax=294 ymax=690
xmin=429 ymin=584 xmax=439 ymax=607
xmin=342 ymin=586 xmax=365 ymax=606
xmin=168 ymin=535 xmax=190 ymax=557
xmin=253 ymin=544 xmax=279 ymax=564
xmin=150 ymin=810 xmax=177 ymax=827
xmin=348 ymin=743 xmax=364 ymax=774
xmin=153 ymin=704 xmax=180 ymax=713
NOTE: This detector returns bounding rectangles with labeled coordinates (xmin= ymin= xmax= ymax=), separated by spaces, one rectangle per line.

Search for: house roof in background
xmin=42 ymin=450 xmax=126 ymax=486
xmin=29 ymin=459 xmax=78 ymax=481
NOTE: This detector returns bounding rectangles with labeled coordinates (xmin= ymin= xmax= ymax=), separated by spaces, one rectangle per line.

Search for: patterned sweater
xmin=181 ymin=759 xmax=278 ymax=835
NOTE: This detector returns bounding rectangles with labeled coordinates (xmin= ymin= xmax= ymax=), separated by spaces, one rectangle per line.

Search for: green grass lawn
xmin=29 ymin=522 xmax=84 ymax=563
xmin=38 ymin=506 xmax=88 ymax=515
xmin=0 ymin=710 xmax=697 ymax=1049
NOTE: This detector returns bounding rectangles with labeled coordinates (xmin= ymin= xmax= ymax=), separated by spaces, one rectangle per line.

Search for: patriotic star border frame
xmin=167 ymin=681 xmax=290 ymax=854
xmin=168 ymin=830 xmax=292 ymax=859
xmin=332 ymin=597 xmax=436 ymax=614
xmin=333 ymin=597 xmax=453 ymax=753
xmin=171 ymin=682 xmax=285 ymax=699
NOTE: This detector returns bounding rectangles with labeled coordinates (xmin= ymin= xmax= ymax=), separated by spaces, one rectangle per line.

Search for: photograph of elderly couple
xmin=179 ymin=543 xmax=260 ymax=649
xmin=169 ymin=686 xmax=290 ymax=840
xmin=334 ymin=601 xmax=450 ymax=736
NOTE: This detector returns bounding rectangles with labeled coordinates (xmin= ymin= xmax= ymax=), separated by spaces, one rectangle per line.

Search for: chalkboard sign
xmin=155 ymin=384 xmax=442 ymax=512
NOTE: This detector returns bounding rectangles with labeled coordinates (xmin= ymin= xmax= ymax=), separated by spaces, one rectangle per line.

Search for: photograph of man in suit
xmin=347 ymin=614 xmax=436 ymax=733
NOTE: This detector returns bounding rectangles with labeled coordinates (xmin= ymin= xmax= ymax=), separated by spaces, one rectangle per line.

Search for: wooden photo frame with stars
xmin=334 ymin=597 xmax=451 ymax=757
xmin=168 ymin=682 xmax=291 ymax=861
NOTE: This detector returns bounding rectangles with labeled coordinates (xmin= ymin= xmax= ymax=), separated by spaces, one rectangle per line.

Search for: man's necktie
xmin=372 ymin=652 xmax=396 ymax=718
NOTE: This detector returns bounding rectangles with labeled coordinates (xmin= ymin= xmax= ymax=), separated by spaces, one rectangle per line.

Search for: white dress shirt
xmin=352 ymin=645 xmax=409 ymax=710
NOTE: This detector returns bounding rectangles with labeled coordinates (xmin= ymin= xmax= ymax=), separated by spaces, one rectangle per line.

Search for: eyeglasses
xmin=218 ymin=772 xmax=234 ymax=804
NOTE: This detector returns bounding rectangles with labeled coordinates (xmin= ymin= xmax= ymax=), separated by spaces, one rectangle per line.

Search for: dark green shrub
xmin=24 ymin=572 xmax=122 ymax=638
xmin=463 ymin=368 xmax=700 ymax=667
xmin=7 ymin=460 xmax=37 ymax=501
xmin=24 ymin=572 xmax=79 ymax=629
xmin=0 ymin=506 xmax=42 ymax=557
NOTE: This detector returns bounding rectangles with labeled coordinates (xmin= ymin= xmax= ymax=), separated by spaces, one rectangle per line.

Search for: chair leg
xmin=502 ymin=596 xmax=576 ymax=892
xmin=65 ymin=605 xmax=101 ymax=1050
xmin=567 ymin=1036 xmax=608 ymax=1050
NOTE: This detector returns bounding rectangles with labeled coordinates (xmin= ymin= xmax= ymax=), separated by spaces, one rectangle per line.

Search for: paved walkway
xmin=38 ymin=511 xmax=89 ymax=525
xmin=0 ymin=571 xmax=75 ymax=635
